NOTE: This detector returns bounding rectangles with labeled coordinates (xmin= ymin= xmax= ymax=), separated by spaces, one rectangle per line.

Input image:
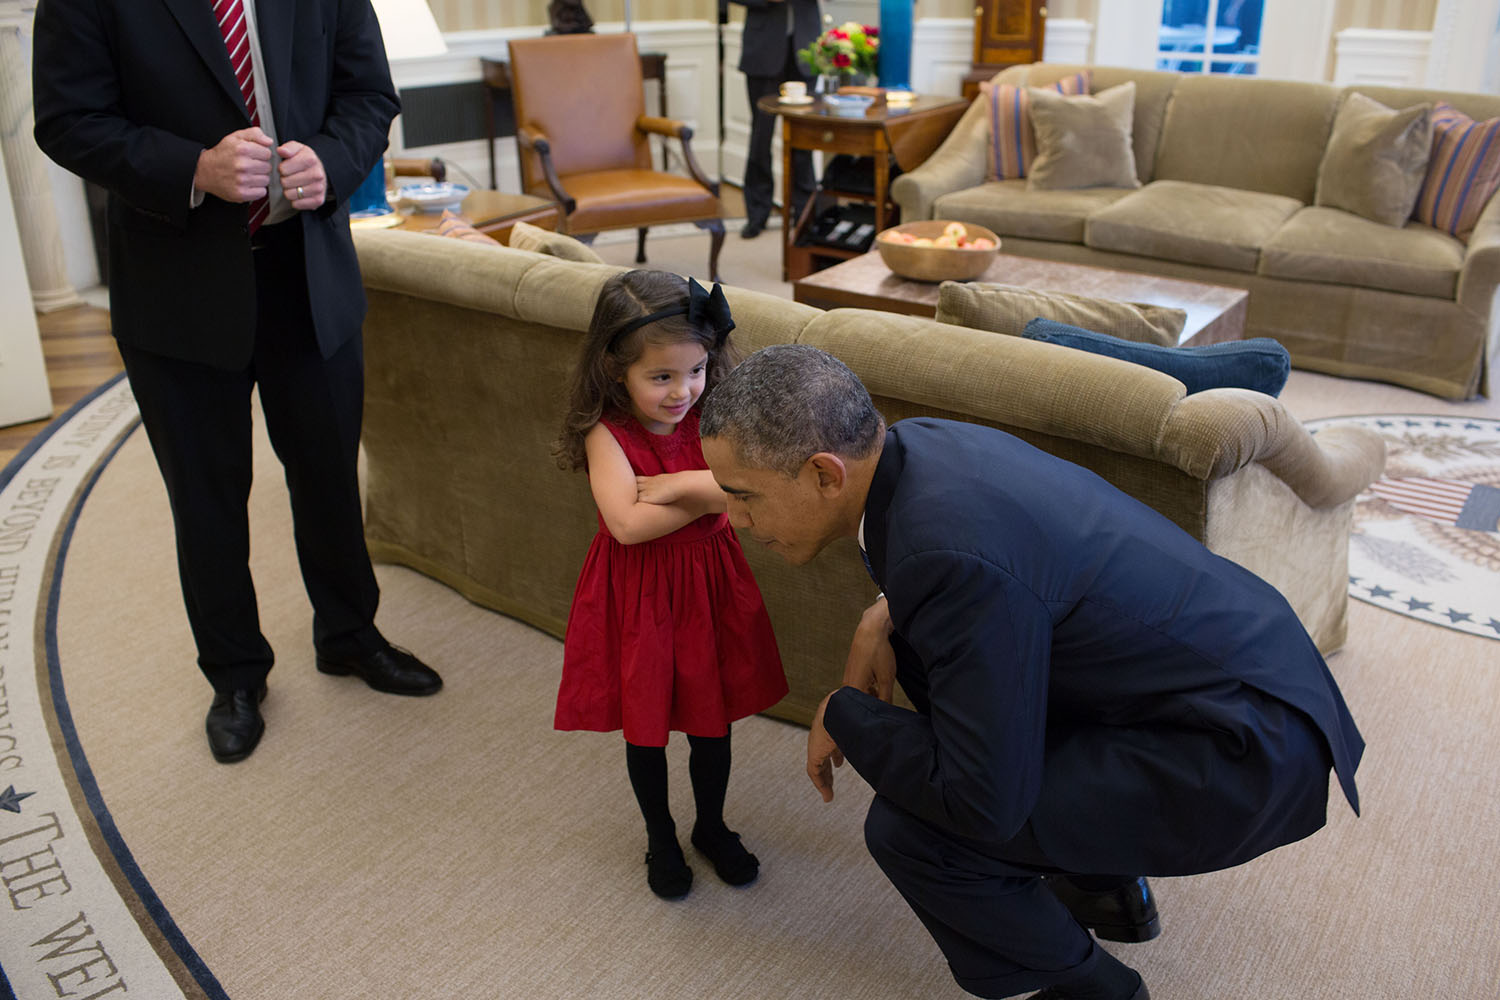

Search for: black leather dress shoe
xmin=1028 ymin=976 xmax=1149 ymax=1000
xmin=316 ymin=644 xmax=442 ymax=696
xmin=740 ymin=219 xmax=766 ymax=239
xmin=205 ymin=685 xmax=267 ymax=764
xmin=1043 ymin=875 xmax=1161 ymax=943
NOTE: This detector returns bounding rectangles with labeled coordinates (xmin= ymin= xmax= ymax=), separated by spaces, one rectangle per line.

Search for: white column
xmin=0 ymin=2 xmax=82 ymax=313
xmin=1428 ymin=0 xmax=1500 ymax=92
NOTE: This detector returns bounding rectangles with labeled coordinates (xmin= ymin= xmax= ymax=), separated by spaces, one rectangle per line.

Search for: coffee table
xmin=793 ymin=251 xmax=1248 ymax=346
xmin=389 ymin=190 xmax=561 ymax=244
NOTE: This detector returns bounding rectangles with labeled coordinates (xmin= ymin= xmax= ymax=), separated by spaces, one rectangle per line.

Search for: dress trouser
xmin=742 ymin=35 xmax=817 ymax=227
xmin=118 ymin=218 xmax=382 ymax=694
xmin=864 ymin=794 xmax=1105 ymax=1000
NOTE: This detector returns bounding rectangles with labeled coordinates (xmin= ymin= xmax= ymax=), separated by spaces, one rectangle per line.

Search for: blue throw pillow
xmin=1022 ymin=318 xmax=1291 ymax=397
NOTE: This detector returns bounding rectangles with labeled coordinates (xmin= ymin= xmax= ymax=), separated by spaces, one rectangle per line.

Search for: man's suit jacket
xmin=824 ymin=419 xmax=1365 ymax=876
xmin=732 ymin=0 xmax=821 ymax=77
xmin=32 ymin=0 xmax=399 ymax=370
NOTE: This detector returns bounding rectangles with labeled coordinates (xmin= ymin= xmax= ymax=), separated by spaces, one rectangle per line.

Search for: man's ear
xmin=806 ymin=452 xmax=848 ymax=495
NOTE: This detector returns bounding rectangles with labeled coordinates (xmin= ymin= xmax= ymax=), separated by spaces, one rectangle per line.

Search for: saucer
xmin=779 ymin=95 xmax=814 ymax=105
xmin=398 ymin=182 xmax=469 ymax=213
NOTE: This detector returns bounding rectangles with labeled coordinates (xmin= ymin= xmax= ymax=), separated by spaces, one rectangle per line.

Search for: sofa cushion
xmin=1027 ymin=82 xmax=1141 ymax=191
xmin=1085 ymin=179 xmax=1303 ymax=273
xmin=981 ymin=71 xmax=1089 ymax=181
xmin=935 ymin=280 xmax=1186 ymax=347
xmin=1259 ymin=206 xmax=1464 ymax=299
xmin=1315 ymin=93 xmax=1432 ymax=226
xmin=1152 ymin=75 xmax=1340 ymax=204
xmin=432 ymin=209 xmax=498 ymax=244
xmin=1413 ymin=101 xmax=1500 ymax=241
xmin=932 ymin=181 xmax=1135 ymax=243
xmin=507 ymin=220 xmax=605 ymax=262
xmin=1022 ymin=318 xmax=1291 ymax=396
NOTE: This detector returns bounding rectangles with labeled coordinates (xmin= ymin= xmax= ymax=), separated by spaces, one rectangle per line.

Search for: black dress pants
xmin=119 ymin=219 xmax=381 ymax=693
xmin=863 ymin=794 xmax=1105 ymax=999
xmin=743 ymin=35 xmax=817 ymax=227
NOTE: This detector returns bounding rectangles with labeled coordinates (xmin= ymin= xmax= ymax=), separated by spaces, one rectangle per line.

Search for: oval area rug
xmin=1307 ymin=413 xmax=1500 ymax=641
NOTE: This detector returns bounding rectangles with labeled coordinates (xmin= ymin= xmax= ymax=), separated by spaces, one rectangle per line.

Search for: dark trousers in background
xmin=864 ymin=794 xmax=1106 ymax=999
xmin=742 ymin=34 xmax=817 ymax=228
xmin=119 ymin=219 xmax=382 ymax=694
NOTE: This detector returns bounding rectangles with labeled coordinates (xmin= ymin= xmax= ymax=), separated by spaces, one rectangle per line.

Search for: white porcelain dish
xmin=399 ymin=182 xmax=469 ymax=213
xmin=822 ymin=93 xmax=875 ymax=117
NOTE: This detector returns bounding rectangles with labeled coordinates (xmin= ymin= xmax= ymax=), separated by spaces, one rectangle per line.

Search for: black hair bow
xmin=687 ymin=277 xmax=736 ymax=346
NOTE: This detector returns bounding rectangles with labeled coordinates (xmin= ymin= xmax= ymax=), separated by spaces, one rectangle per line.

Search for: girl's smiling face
xmin=622 ymin=339 xmax=709 ymax=434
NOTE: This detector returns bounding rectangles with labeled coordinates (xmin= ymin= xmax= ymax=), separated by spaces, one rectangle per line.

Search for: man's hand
xmin=807 ymin=691 xmax=844 ymax=803
xmin=194 ymin=127 xmax=274 ymax=203
xmin=636 ymin=472 xmax=684 ymax=505
xmin=842 ymin=596 xmax=896 ymax=703
xmin=277 ymin=140 xmax=328 ymax=211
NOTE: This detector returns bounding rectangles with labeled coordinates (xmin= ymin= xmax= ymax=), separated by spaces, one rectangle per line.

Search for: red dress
xmin=556 ymin=408 xmax=788 ymax=746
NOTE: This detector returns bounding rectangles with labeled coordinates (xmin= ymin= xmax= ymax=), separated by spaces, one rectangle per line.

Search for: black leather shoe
xmin=1028 ymin=976 xmax=1149 ymax=1000
xmin=740 ymin=219 xmax=766 ymax=239
xmin=1043 ymin=876 xmax=1161 ymax=943
xmin=205 ymin=684 xmax=267 ymax=764
xmin=645 ymin=842 xmax=693 ymax=900
xmin=316 ymin=644 xmax=442 ymax=696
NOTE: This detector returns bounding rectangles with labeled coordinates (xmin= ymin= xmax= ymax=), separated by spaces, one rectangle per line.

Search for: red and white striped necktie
xmin=212 ymin=0 xmax=270 ymax=233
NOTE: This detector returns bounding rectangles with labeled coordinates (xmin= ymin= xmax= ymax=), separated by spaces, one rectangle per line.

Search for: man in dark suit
xmin=32 ymin=0 xmax=443 ymax=766
xmin=730 ymin=0 xmax=820 ymax=238
xmin=700 ymin=345 xmax=1363 ymax=1000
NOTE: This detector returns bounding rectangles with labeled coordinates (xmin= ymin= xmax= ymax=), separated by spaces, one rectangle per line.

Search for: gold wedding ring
xmin=297 ymin=186 xmax=304 ymax=199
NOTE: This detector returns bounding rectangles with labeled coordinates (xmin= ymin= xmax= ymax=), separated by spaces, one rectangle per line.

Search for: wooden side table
xmin=481 ymin=52 xmax=669 ymax=190
xmin=758 ymin=94 xmax=968 ymax=282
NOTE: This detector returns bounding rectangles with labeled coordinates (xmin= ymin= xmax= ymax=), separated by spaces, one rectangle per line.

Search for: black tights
xmin=625 ymin=731 xmax=732 ymax=850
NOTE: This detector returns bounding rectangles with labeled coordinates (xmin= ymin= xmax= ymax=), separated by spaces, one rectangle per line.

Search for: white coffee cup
xmin=780 ymin=81 xmax=806 ymax=100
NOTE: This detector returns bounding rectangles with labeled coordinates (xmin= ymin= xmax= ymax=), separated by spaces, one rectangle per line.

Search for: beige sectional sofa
xmin=892 ymin=64 xmax=1500 ymax=400
xmin=352 ymin=228 xmax=1384 ymax=726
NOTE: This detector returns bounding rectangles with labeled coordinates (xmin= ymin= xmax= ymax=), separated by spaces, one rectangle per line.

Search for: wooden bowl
xmin=875 ymin=220 xmax=1000 ymax=282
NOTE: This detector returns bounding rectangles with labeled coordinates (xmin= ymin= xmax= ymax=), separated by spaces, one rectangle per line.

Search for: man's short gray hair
xmin=701 ymin=345 xmax=884 ymax=477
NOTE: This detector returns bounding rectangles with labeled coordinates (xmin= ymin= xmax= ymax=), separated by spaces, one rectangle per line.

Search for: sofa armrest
xmin=1456 ymin=192 xmax=1500 ymax=315
xmin=890 ymin=99 xmax=994 ymax=222
xmin=1159 ymin=389 xmax=1386 ymax=509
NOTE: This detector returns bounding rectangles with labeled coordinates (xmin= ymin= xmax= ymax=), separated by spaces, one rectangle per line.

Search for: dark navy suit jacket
xmin=824 ymin=419 xmax=1364 ymax=875
xmin=32 ymin=0 xmax=399 ymax=370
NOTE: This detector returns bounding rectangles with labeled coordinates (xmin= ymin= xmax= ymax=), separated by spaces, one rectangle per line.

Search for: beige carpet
xmin=45 ymin=228 xmax=1500 ymax=999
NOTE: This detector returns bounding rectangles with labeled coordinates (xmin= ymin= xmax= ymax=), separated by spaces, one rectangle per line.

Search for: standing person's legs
xmin=625 ymin=741 xmax=692 ymax=899
xmin=864 ymin=795 xmax=1146 ymax=1000
xmin=248 ymin=223 xmax=382 ymax=659
xmin=686 ymin=729 xmax=759 ymax=885
xmin=741 ymin=71 xmax=782 ymax=237
xmin=776 ymin=36 xmax=816 ymax=223
xmin=118 ymin=343 xmax=269 ymax=692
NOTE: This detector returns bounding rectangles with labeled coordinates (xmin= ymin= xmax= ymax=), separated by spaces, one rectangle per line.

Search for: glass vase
xmin=816 ymin=73 xmax=842 ymax=95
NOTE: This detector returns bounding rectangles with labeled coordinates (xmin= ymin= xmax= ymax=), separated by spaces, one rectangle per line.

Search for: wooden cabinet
xmin=962 ymin=0 xmax=1048 ymax=99
xmin=758 ymin=94 xmax=967 ymax=282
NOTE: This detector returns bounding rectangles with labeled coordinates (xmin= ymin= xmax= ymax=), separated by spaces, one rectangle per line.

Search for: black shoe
xmin=645 ymin=842 xmax=693 ymax=900
xmin=316 ymin=643 xmax=442 ymax=696
xmin=740 ymin=219 xmax=766 ymax=239
xmin=1044 ymin=876 xmax=1161 ymax=943
xmin=691 ymin=824 xmax=760 ymax=886
xmin=205 ymin=684 xmax=267 ymax=763
xmin=1028 ymin=976 xmax=1149 ymax=1000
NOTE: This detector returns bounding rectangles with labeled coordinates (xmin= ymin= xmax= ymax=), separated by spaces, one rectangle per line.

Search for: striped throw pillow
xmin=981 ymin=71 xmax=1090 ymax=181
xmin=1413 ymin=102 xmax=1500 ymax=240
xmin=432 ymin=208 xmax=497 ymax=244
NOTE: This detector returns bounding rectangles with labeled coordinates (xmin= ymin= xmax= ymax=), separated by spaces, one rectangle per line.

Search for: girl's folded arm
xmin=585 ymin=424 xmax=699 ymax=544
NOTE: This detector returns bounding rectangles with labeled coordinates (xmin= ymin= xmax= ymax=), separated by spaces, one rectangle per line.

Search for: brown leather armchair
xmin=506 ymin=33 xmax=724 ymax=281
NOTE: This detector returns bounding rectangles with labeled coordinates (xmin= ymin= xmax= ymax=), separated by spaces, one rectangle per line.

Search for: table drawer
xmin=786 ymin=118 xmax=880 ymax=155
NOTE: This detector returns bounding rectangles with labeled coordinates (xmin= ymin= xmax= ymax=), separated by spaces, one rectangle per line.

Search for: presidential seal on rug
xmin=1307 ymin=414 xmax=1500 ymax=641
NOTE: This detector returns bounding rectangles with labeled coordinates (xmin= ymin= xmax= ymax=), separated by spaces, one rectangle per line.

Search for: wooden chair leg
xmin=636 ymin=227 xmax=649 ymax=264
xmin=696 ymin=219 xmax=725 ymax=284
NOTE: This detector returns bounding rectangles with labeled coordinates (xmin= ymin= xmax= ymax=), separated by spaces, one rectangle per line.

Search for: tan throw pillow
xmin=506 ymin=220 xmax=605 ymax=263
xmin=934 ymin=280 xmax=1186 ymax=347
xmin=1315 ymin=92 xmax=1432 ymax=226
xmin=1026 ymin=81 xmax=1140 ymax=191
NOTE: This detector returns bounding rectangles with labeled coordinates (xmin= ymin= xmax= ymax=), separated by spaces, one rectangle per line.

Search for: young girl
xmin=554 ymin=269 xmax=787 ymax=900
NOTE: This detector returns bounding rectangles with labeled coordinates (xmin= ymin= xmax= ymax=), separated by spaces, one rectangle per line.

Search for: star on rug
xmin=1307 ymin=414 xmax=1500 ymax=642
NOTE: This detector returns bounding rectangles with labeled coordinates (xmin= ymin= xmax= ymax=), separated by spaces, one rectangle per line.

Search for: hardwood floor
xmin=0 ymin=305 xmax=120 ymax=469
